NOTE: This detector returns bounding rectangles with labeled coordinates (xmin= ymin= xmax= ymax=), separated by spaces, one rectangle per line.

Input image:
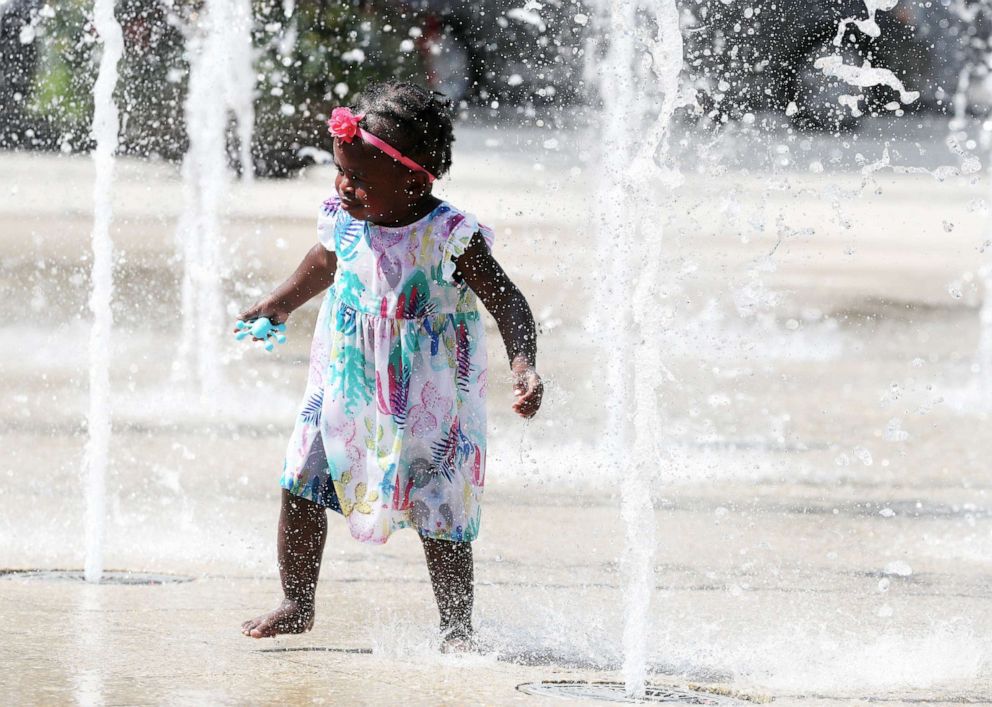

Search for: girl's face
xmin=333 ymin=138 xmax=429 ymax=226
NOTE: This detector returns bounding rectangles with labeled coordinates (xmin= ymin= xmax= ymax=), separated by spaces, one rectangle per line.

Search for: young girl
xmin=239 ymin=81 xmax=543 ymax=650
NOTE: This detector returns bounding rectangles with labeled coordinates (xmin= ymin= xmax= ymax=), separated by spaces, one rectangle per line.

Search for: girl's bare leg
xmin=421 ymin=537 xmax=474 ymax=649
xmin=242 ymin=490 xmax=327 ymax=638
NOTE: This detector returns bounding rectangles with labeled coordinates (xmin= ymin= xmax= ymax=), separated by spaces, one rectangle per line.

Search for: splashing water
xmin=174 ymin=0 xmax=255 ymax=398
xmin=832 ymin=0 xmax=899 ymax=44
xmin=817 ymin=0 xmax=920 ymax=111
xmin=977 ymin=71 xmax=992 ymax=401
xmin=979 ymin=267 xmax=992 ymax=399
xmin=590 ymin=0 xmax=684 ymax=697
xmin=815 ymin=55 xmax=920 ymax=106
xmin=83 ymin=0 xmax=124 ymax=584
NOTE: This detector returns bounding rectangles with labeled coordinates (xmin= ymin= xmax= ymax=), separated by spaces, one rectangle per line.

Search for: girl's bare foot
xmin=439 ymin=624 xmax=476 ymax=654
xmin=440 ymin=633 xmax=476 ymax=654
xmin=241 ymin=598 xmax=314 ymax=639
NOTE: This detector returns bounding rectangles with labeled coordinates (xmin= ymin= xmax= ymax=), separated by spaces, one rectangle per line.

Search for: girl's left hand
xmin=511 ymin=359 xmax=544 ymax=419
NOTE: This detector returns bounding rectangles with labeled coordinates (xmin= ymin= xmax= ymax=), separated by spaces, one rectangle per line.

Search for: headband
xmin=327 ymin=107 xmax=438 ymax=183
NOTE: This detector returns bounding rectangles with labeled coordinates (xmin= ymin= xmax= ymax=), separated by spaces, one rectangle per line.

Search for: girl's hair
xmin=352 ymin=81 xmax=455 ymax=179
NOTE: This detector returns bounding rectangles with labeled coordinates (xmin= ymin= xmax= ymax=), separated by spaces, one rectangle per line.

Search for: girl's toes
xmin=241 ymin=617 xmax=263 ymax=635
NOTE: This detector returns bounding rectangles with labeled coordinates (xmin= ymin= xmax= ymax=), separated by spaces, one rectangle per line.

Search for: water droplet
xmin=884 ymin=418 xmax=910 ymax=441
xmin=883 ymin=560 xmax=913 ymax=577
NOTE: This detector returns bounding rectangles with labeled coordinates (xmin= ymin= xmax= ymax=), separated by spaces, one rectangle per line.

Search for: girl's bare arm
xmin=238 ymin=245 xmax=338 ymax=325
xmin=454 ymin=232 xmax=543 ymax=418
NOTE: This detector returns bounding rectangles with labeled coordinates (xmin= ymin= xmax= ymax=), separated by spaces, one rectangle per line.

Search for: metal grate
xmin=0 ymin=569 xmax=193 ymax=585
xmin=516 ymin=681 xmax=750 ymax=704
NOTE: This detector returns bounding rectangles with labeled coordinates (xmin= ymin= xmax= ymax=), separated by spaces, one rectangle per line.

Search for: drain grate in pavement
xmin=0 ymin=569 xmax=193 ymax=585
xmin=258 ymin=647 xmax=373 ymax=654
xmin=516 ymin=681 xmax=752 ymax=704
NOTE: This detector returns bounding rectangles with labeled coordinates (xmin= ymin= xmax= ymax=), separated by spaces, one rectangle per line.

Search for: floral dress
xmin=280 ymin=196 xmax=494 ymax=544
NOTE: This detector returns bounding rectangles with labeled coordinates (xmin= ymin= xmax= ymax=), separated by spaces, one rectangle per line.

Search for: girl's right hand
xmin=234 ymin=299 xmax=291 ymax=336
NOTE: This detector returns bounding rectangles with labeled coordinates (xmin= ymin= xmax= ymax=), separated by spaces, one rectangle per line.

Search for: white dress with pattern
xmin=280 ymin=196 xmax=494 ymax=544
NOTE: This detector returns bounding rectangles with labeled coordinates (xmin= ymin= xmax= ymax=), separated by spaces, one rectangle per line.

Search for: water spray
xmin=174 ymin=0 xmax=256 ymax=397
xmin=590 ymin=0 xmax=684 ymax=696
xmin=83 ymin=0 xmax=125 ymax=584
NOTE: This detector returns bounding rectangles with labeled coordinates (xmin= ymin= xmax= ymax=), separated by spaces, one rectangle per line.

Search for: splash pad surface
xmin=2 ymin=124 xmax=991 ymax=703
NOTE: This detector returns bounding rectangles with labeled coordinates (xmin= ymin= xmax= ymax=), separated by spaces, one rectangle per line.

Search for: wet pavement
xmin=1 ymin=122 xmax=991 ymax=704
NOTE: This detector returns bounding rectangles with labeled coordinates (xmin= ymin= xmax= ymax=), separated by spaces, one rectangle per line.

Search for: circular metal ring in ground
xmin=0 ymin=569 xmax=193 ymax=585
xmin=516 ymin=681 xmax=749 ymax=704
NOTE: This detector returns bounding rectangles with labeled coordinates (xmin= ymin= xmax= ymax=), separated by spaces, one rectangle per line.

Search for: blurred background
xmin=4 ymin=0 xmax=992 ymax=173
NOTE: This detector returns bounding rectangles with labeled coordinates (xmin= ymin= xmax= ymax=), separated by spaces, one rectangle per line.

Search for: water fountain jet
xmin=589 ymin=0 xmax=684 ymax=697
xmin=174 ymin=0 xmax=255 ymax=399
xmin=83 ymin=0 xmax=124 ymax=585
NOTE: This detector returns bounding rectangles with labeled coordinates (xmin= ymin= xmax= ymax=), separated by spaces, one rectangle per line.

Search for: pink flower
xmin=327 ymin=107 xmax=365 ymax=143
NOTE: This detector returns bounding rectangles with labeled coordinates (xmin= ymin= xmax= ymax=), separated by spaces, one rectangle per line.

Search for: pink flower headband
xmin=327 ymin=107 xmax=437 ymax=183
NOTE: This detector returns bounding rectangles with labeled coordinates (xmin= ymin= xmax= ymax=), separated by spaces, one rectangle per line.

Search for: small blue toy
xmin=234 ymin=317 xmax=287 ymax=352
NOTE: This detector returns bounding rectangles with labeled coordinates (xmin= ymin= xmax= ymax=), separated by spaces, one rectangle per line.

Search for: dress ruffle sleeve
xmin=317 ymin=196 xmax=341 ymax=251
xmin=439 ymin=209 xmax=496 ymax=285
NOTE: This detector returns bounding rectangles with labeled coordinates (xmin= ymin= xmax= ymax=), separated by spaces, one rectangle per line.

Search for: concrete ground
xmin=1 ymin=121 xmax=991 ymax=705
